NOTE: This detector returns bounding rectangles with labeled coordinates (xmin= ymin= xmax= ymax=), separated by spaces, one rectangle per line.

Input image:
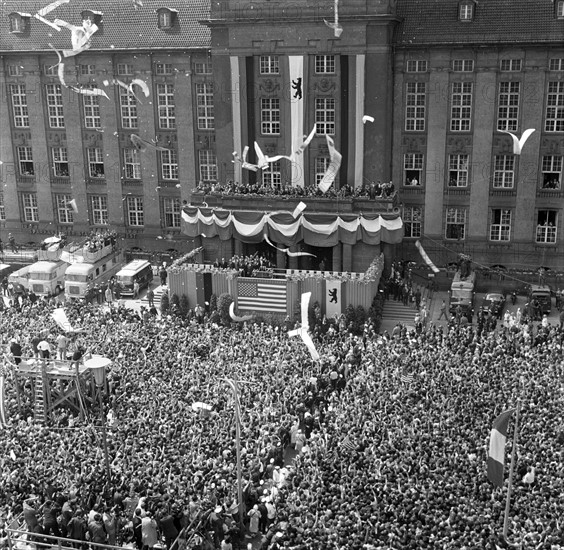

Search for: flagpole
xmin=502 ymin=400 xmax=520 ymax=540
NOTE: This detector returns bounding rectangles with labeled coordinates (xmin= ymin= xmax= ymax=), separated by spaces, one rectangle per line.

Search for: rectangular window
xmin=545 ymin=81 xmax=564 ymax=132
xmin=160 ymin=150 xmax=178 ymax=180
xmin=406 ymin=60 xmax=428 ymax=73
xmin=450 ymin=82 xmax=473 ymax=131
xmin=83 ymin=92 xmax=101 ymax=129
xmin=541 ymin=155 xmax=562 ymax=189
xmin=536 ymin=210 xmax=558 ymax=243
xmin=116 ymin=63 xmax=133 ymax=75
xmin=260 ymin=55 xmax=279 ymax=75
xmin=87 ymin=148 xmax=105 ymax=178
xmin=315 ymin=157 xmax=330 ymax=185
xmin=44 ymin=64 xmax=57 ymax=76
xmin=8 ymin=65 xmax=23 ymax=76
xmin=497 ymin=81 xmax=520 ymax=132
xmin=124 ymin=148 xmax=141 ymax=179
xmin=22 ymin=193 xmax=38 ymax=222
xmin=500 ymin=59 xmax=523 ymax=72
xmin=405 ymin=82 xmax=426 ymax=131
xmin=0 ymin=194 xmax=5 ymax=221
xmin=315 ymin=55 xmax=335 ymax=74
xmin=445 ymin=208 xmax=467 ymax=240
xmin=10 ymin=84 xmax=29 ymax=127
xmin=46 ymin=84 xmax=65 ymax=128
xmin=157 ymin=83 xmax=176 ymax=129
xmin=549 ymin=58 xmax=564 ymax=71
xmin=260 ymin=98 xmax=281 ymax=135
xmin=493 ymin=155 xmax=515 ymax=188
xmin=80 ymin=64 xmax=95 ymax=75
xmin=55 ymin=194 xmax=73 ymax=224
xmin=448 ymin=154 xmax=469 ymax=187
xmin=196 ymin=83 xmax=215 ymax=130
xmin=90 ymin=195 xmax=108 ymax=225
xmin=452 ymin=59 xmax=474 ymax=72
xmin=119 ymin=88 xmax=138 ymax=129
xmin=404 ymin=153 xmax=423 ymax=185
xmin=17 ymin=146 xmax=34 ymax=176
xmin=459 ymin=3 xmax=473 ymax=20
xmin=194 ymin=62 xmax=212 ymax=74
xmin=162 ymin=197 xmax=180 ymax=228
xmin=403 ymin=206 xmax=422 ymax=238
xmin=198 ymin=150 xmax=217 ymax=182
xmin=262 ymin=161 xmax=282 ymax=187
xmin=490 ymin=209 xmax=511 ymax=241
xmin=558 ymin=1 xmax=564 ymax=17
xmin=126 ymin=196 xmax=144 ymax=227
xmin=155 ymin=63 xmax=172 ymax=75
xmin=52 ymin=147 xmax=69 ymax=177
xmin=315 ymin=97 xmax=335 ymax=135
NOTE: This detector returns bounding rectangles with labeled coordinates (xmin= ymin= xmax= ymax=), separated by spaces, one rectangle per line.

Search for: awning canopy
xmin=181 ymin=208 xmax=404 ymax=247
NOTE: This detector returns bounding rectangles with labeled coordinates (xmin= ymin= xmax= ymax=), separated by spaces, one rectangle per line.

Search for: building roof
xmin=0 ymin=0 xmax=210 ymax=52
xmin=395 ymin=0 xmax=564 ymax=46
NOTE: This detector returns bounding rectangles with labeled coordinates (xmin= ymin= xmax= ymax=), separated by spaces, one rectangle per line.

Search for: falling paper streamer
xmin=130 ymin=134 xmax=170 ymax=152
xmin=318 ymin=135 xmax=342 ymax=193
xmin=324 ymin=0 xmax=343 ymax=37
xmin=415 ymin=240 xmax=440 ymax=274
xmin=129 ymin=79 xmax=150 ymax=98
xmin=229 ymin=302 xmax=255 ymax=322
xmin=37 ymin=0 xmax=70 ymax=17
xmin=133 ymin=0 xmax=144 ymax=8
xmin=54 ymin=18 xmax=98 ymax=55
xmin=292 ymin=202 xmax=307 ymax=218
xmin=290 ymin=126 xmax=316 ymax=160
xmin=67 ymin=199 xmax=78 ymax=214
xmin=51 ymin=308 xmax=75 ymax=333
xmin=34 ymin=13 xmax=62 ymax=30
xmin=499 ymin=128 xmax=536 ymax=155
xmin=288 ymin=292 xmax=320 ymax=360
xmin=10 ymin=450 xmax=16 ymax=461
xmin=70 ymin=86 xmax=110 ymax=100
xmin=362 ymin=115 xmax=375 ymax=124
xmin=191 ymin=402 xmax=213 ymax=413
xmin=263 ymin=234 xmax=316 ymax=258
xmin=522 ymin=467 xmax=535 ymax=484
xmin=232 ymin=146 xmax=258 ymax=172
xmin=254 ymin=142 xmax=292 ymax=170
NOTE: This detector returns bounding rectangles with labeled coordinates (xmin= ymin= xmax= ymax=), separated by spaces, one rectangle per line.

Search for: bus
xmin=65 ymin=248 xmax=124 ymax=299
xmin=115 ymin=260 xmax=153 ymax=297
xmin=27 ymin=260 xmax=68 ymax=296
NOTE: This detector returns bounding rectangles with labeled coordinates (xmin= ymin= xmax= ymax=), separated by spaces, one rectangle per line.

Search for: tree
xmin=217 ymin=293 xmax=233 ymax=326
xmin=160 ymin=292 xmax=170 ymax=314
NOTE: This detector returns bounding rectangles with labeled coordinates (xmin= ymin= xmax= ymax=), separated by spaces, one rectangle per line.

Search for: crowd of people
xmin=1 ymin=284 xmax=564 ymax=549
xmin=194 ymin=180 xmax=396 ymax=201
xmin=213 ymin=254 xmax=276 ymax=278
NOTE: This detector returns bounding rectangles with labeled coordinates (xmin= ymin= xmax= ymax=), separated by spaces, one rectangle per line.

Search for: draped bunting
xmin=181 ymin=208 xmax=404 ymax=247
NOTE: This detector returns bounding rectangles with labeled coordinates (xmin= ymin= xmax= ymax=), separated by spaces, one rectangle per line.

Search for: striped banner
xmin=237 ymin=278 xmax=287 ymax=313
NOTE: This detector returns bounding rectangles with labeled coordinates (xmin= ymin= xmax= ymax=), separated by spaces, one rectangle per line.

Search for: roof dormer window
xmin=556 ymin=1 xmax=564 ymax=19
xmin=9 ymin=12 xmax=31 ymax=34
xmin=157 ymin=8 xmax=178 ymax=30
xmin=458 ymin=1 xmax=474 ymax=22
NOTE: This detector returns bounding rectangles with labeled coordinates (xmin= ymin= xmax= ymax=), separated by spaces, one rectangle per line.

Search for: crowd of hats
xmin=1 ymin=296 xmax=564 ymax=549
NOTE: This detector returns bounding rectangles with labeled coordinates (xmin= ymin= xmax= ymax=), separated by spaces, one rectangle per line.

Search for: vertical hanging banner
xmin=354 ymin=54 xmax=365 ymax=188
xmin=230 ymin=56 xmax=243 ymax=185
xmin=289 ymin=55 xmax=305 ymax=188
xmin=325 ymin=279 xmax=342 ymax=317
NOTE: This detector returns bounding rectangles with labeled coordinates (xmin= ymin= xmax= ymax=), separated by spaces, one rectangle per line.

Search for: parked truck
xmin=449 ymin=269 xmax=476 ymax=318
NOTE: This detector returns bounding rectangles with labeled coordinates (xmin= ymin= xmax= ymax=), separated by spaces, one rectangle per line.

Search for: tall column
xmin=342 ymin=243 xmax=352 ymax=272
xmin=332 ymin=243 xmax=342 ymax=272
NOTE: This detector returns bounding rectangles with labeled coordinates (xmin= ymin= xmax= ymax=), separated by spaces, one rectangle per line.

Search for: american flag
xmin=237 ymin=279 xmax=287 ymax=313
xmin=400 ymin=373 xmax=414 ymax=384
xmin=340 ymin=435 xmax=357 ymax=452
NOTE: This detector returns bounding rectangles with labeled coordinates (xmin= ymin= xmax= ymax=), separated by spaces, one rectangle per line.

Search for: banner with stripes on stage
xmin=237 ymin=278 xmax=287 ymax=313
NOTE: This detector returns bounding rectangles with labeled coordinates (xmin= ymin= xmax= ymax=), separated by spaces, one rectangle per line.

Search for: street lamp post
xmin=87 ymin=356 xmax=112 ymax=483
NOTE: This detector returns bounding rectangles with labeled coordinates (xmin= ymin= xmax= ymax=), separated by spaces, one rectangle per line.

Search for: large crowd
xmin=194 ymin=180 xmax=396 ymax=201
xmin=1 ymin=287 xmax=564 ymax=550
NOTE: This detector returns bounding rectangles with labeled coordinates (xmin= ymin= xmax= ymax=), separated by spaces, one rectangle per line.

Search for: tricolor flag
xmin=487 ymin=409 xmax=516 ymax=487
xmin=340 ymin=435 xmax=356 ymax=452
xmin=237 ymin=279 xmax=287 ymax=313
